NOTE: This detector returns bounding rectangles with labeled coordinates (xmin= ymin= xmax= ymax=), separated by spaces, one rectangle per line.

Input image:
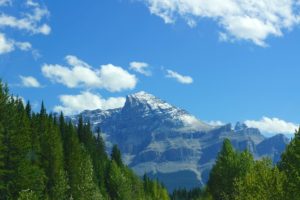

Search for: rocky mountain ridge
xmin=68 ymin=91 xmax=289 ymax=191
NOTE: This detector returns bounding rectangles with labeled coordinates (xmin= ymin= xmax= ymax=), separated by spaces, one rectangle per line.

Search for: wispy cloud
xmin=0 ymin=33 xmax=32 ymax=54
xmin=0 ymin=0 xmax=50 ymax=55
xmin=54 ymin=91 xmax=126 ymax=115
xmin=245 ymin=116 xmax=299 ymax=134
xmin=19 ymin=75 xmax=41 ymax=88
xmin=129 ymin=61 xmax=152 ymax=76
xmin=42 ymin=55 xmax=138 ymax=92
xmin=140 ymin=0 xmax=300 ymax=46
xmin=166 ymin=69 xmax=193 ymax=84
xmin=0 ymin=1 xmax=51 ymax=35
xmin=206 ymin=120 xmax=225 ymax=126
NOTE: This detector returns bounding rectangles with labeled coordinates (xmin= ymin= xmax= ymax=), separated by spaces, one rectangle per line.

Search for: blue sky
xmin=1 ymin=0 xmax=300 ymax=135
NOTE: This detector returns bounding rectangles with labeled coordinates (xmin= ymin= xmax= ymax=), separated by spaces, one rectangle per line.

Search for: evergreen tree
xmin=77 ymin=115 xmax=84 ymax=142
xmin=278 ymin=128 xmax=300 ymax=200
xmin=63 ymin=122 xmax=103 ymax=199
xmin=106 ymin=160 xmax=131 ymax=200
xmin=123 ymin=168 xmax=145 ymax=199
xmin=0 ymin=81 xmax=170 ymax=200
xmin=38 ymin=105 xmax=68 ymax=199
xmin=17 ymin=189 xmax=39 ymax=200
xmin=234 ymin=159 xmax=285 ymax=200
xmin=143 ymin=175 xmax=170 ymax=200
xmin=76 ymin=150 xmax=102 ymax=200
xmin=0 ymin=118 xmax=5 ymax=197
xmin=25 ymin=101 xmax=31 ymax=119
xmin=207 ymin=139 xmax=253 ymax=200
xmin=92 ymin=129 xmax=108 ymax=197
xmin=111 ymin=144 xmax=123 ymax=167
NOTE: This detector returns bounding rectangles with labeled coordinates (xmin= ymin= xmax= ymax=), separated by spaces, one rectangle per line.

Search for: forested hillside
xmin=0 ymin=81 xmax=169 ymax=200
xmin=171 ymin=132 xmax=300 ymax=200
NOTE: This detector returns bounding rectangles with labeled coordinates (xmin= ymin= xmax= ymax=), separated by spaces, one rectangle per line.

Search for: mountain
xmin=68 ymin=91 xmax=289 ymax=191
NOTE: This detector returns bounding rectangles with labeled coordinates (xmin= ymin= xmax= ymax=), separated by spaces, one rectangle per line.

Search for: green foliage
xmin=111 ymin=144 xmax=123 ymax=168
xmin=17 ymin=190 xmax=39 ymax=200
xmin=234 ymin=159 xmax=285 ymax=200
xmin=170 ymin=188 xmax=204 ymax=200
xmin=278 ymin=128 xmax=300 ymax=200
xmin=205 ymin=138 xmax=294 ymax=200
xmin=0 ymin=81 xmax=169 ymax=200
xmin=106 ymin=160 xmax=131 ymax=200
xmin=143 ymin=175 xmax=169 ymax=200
xmin=207 ymin=139 xmax=254 ymax=200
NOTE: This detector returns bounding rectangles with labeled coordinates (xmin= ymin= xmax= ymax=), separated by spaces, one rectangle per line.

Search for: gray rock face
xmin=69 ymin=91 xmax=289 ymax=191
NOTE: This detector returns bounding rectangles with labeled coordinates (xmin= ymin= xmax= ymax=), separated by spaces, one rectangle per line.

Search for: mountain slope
xmin=69 ymin=91 xmax=289 ymax=191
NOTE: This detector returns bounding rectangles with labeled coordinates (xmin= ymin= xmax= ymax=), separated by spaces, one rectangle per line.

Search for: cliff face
xmin=69 ymin=91 xmax=289 ymax=191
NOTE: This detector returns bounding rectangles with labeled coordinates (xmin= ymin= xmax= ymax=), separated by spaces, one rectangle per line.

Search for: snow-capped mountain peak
xmin=69 ymin=91 xmax=289 ymax=191
xmin=126 ymin=91 xmax=173 ymax=111
xmin=123 ymin=91 xmax=214 ymax=132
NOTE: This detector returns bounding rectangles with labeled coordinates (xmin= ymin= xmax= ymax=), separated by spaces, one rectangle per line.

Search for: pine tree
xmin=92 ymin=129 xmax=108 ymax=197
xmin=0 ymin=81 xmax=171 ymax=200
xmin=63 ymin=121 xmax=103 ymax=199
xmin=0 ymin=120 xmax=5 ymax=197
xmin=207 ymin=139 xmax=253 ymax=200
xmin=111 ymin=144 xmax=123 ymax=167
xmin=106 ymin=160 xmax=131 ymax=200
xmin=77 ymin=115 xmax=84 ymax=142
xmin=143 ymin=175 xmax=170 ymax=200
xmin=17 ymin=189 xmax=39 ymax=200
xmin=76 ymin=150 xmax=102 ymax=200
xmin=0 ymin=81 xmax=6 ymax=194
xmin=15 ymin=101 xmax=46 ymax=199
xmin=278 ymin=128 xmax=300 ymax=200
xmin=38 ymin=105 xmax=68 ymax=199
xmin=25 ymin=101 xmax=31 ymax=119
xmin=234 ymin=159 xmax=285 ymax=200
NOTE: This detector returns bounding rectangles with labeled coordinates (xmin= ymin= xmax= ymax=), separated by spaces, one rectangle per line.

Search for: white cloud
xmin=0 ymin=33 xmax=31 ymax=54
xmin=26 ymin=0 xmax=39 ymax=7
xmin=99 ymin=64 xmax=137 ymax=92
xmin=13 ymin=95 xmax=26 ymax=105
xmin=166 ymin=69 xmax=193 ymax=84
xmin=19 ymin=75 xmax=41 ymax=88
xmin=0 ymin=33 xmax=14 ymax=54
xmin=54 ymin=91 xmax=126 ymax=115
xmin=245 ymin=116 xmax=299 ymax=134
xmin=180 ymin=115 xmax=203 ymax=129
xmin=0 ymin=4 xmax=50 ymax=35
xmin=141 ymin=0 xmax=300 ymax=46
xmin=129 ymin=61 xmax=152 ymax=76
xmin=15 ymin=41 xmax=32 ymax=51
xmin=65 ymin=55 xmax=91 ymax=69
xmin=42 ymin=55 xmax=138 ymax=92
xmin=0 ymin=0 xmax=50 ymax=55
xmin=206 ymin=120 xmax=225 ymax=126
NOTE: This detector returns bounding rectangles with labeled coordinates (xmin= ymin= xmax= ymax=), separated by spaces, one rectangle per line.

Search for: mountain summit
xmin=69 ymin=91 xmax=288 ymax=191
xmin=123 ymin=91 xmax=214 ymax=132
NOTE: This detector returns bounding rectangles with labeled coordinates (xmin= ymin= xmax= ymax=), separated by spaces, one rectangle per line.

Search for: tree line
xmin=171 ymin=130 xmax=300 ymax=200
xmin=0 ymin=81 xmax=169 ymax=200
xmin=2 ymin=79 xmax=300 ymax=200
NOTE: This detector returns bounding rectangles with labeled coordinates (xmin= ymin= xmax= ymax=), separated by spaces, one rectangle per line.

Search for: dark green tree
xmin=207 ymin=139 xmax=254 ymax=200
xmin=278 ymin=128 xmax=300 ymax=200
xmin=111 ymin=144 xmax=123 ymax=167
xmin=106 ymin=160 xmax=131 ymax=200
xmin=234 ymin=159 xmax=285 ymax=200
xmin=0 ymin=81 xmax=171 ymax=200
